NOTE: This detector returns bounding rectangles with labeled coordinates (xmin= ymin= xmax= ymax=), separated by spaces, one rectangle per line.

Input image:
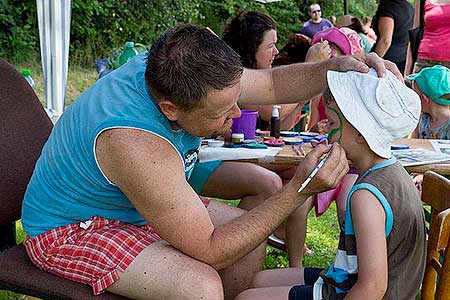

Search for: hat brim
xmin=327 ymin=71 xmax=393 ymax=158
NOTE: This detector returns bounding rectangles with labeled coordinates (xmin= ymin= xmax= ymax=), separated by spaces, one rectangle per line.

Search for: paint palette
xmin=282 ymin=137 xmax=304 ymax=145
xmin=264 ymin=139 xmax=285 ymax=147
xmin=280 ymin=131 xmax=299 ymax=137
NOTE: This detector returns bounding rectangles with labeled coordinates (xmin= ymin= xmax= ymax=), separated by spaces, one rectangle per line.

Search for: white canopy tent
xmin=36 ymin=0 xmax=72 ymax=121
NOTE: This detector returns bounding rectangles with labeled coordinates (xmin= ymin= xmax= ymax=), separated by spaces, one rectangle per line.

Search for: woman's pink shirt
xmin=418 ymin=0 xmax=450 ymax=62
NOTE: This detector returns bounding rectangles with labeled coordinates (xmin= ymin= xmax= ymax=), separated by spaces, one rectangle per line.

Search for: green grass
xmin=13 ymin=60 xmax=98 ymax=108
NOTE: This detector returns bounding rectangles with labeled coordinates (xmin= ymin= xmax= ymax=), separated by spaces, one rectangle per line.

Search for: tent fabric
xmin=37 ymin=0 xmax=72 ymax=119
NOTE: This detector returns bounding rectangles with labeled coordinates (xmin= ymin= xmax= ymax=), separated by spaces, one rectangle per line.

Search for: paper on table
xmin=392 ymin=148 xmax=450 ymax=167
xmin=198 ymin=146 xmax=282 ymax=163
xmin=429 ymin=140 xmax=450 ymax=156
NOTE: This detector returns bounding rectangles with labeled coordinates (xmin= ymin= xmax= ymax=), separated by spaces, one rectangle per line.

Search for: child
xmin=307 ymin=27 xmax=364 ymax=224
xmin=235 ymin=69 xmax=426 ymax=300
xmin=409 ymin=65 xmax=450 ymax=191
xmin=409 ymin=65 xmax=450 ymax=140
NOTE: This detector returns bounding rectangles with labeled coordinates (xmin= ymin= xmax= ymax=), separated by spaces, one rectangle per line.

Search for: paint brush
xmin=297 ymin=146 xmax=333 ymax=193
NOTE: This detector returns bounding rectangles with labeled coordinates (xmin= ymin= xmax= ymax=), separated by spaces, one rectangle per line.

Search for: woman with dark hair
xmin=223 ymin=11 xmax=304 ymax=131
xmin=371 ymin=0 xmax=414 ymax=74
xmin=272 ymin=33 xmax=312 ymax=67
xmin=222 ymin=10 xmax=332 ymax=269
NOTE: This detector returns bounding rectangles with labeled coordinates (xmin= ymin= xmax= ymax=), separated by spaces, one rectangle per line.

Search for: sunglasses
xmin=310 ymin=9 xmax=321 ymax=14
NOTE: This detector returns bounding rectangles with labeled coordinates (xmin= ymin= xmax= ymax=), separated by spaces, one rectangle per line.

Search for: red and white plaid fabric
xmin=24 ymin=197 xmax=210 ymax=295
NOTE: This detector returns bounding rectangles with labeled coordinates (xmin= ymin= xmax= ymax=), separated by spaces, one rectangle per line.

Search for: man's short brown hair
xmin=145 ymin=24 xmax=243 ymax=111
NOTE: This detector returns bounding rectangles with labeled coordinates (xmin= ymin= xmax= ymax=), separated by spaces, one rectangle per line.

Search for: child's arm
xmin=410 ymin=125 xmax=419 ymax=139
xmin=344 ymin=189 xmax=388 ymax=300
xmin=307 ymin=96 xmax=322 ymax=131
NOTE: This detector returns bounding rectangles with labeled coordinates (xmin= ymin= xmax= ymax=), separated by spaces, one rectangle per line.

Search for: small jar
xmin=231 ymin=133 xmax=244 ymax=144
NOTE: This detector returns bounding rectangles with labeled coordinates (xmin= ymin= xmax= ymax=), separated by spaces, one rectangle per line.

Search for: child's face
xmin=326 ymin=102 xmax=359 ymax=156
xmin=411 ymin=81 xmax=429 ymax=112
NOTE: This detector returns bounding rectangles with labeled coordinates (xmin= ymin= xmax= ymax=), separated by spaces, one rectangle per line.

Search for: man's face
xmin=175 ymin=81 xmax=242 ymax=137
xmin=308 ymin=4 xmax=322 ymax=22
xmin=255 ymin=29 xmax=279 ymax=69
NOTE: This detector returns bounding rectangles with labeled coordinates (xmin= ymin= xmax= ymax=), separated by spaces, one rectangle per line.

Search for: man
xmin=21 ymin=24 xmax=398 ymax=300
xmin=300 ymin=3 xmax=334 ymax=38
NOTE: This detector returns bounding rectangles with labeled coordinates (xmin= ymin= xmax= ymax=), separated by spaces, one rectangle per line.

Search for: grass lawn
xmin=0 ymin=63 xmax=340 ymax=299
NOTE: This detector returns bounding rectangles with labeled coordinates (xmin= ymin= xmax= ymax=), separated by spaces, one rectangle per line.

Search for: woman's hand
xmin=306 ymin=41 xmax=332 ymax=63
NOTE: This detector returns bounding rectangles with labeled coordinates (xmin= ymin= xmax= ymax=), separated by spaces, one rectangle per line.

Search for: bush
xmin=1 ymin=0 xmax=377 ymax=66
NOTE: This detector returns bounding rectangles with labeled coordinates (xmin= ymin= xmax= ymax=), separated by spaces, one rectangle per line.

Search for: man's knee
xmin=194 ymin=263 xmax=224 ymax=300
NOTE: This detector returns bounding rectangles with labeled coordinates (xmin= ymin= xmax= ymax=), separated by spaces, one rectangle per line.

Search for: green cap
xmin=21 ymin=69 xmax=31 ymax=76
xmin=125 ymin=41 xmax=135 ymax=48
xmin=408 ymin=65 xmax=450 ymax=106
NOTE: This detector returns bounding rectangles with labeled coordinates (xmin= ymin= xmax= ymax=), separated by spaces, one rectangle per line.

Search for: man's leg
xmin=107 ymin=240 xmax=224 ymax=300
xmin=207 ymin=200 xmax=267 ymax=300
xmin=108 ymin=200 xmax=265 ymax=300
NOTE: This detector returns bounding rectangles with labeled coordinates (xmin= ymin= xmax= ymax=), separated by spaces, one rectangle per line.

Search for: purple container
xmin=232 ymin=110 xmax=258 ymax=140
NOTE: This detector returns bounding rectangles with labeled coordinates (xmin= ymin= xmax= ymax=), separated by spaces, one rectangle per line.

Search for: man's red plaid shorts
xmin=24 ymin=197 xmax=210 ymax=295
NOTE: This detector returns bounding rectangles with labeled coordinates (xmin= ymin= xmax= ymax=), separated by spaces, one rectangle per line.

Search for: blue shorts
xmin=288 ymin=267 xmax=323 ymax=300
xmin=188 ymin=161 xmax=223 ymax=194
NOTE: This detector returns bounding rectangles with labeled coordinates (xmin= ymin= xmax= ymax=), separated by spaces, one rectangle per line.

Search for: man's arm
xmin=96 ymin=129 xmax=348 ymax=270
xmin=344 ymin=189 xmax=388 ymax=300
xmin=239 ymin=53 xmax=399 ymax=107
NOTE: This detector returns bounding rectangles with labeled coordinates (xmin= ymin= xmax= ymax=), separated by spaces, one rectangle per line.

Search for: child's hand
xmin=310 ymin=119 xmax=328 ymax=135
xmin=311 ymin=138 xmax=328 ymax=148
xmin=305 ymin=41 xmax=331 ymax=63
xmin=412 ymin=173 xmax=424 ymax=194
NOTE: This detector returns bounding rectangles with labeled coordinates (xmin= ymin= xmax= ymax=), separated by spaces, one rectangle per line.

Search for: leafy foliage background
xmin=1 ymin=0 xmax=377 ymax=65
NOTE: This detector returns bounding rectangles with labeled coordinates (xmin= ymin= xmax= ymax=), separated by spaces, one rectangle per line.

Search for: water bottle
xmin=22 ymin=69 xmax=35 ymax=89
xmin=118 ymin=41 xmax=139 ymax=66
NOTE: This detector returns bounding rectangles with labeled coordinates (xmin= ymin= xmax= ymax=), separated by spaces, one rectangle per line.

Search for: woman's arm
xmin=405 ymin=0 xmax=422 ymax=76
xmin=374 ymin=17 xmax=395 ymax=58
xmin=344 ymin=189 xmax=388 ymax=300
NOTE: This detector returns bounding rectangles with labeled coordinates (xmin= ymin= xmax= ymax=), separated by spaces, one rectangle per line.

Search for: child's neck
xmin=351 ymin=151 xmax=388 ymax=176
xmin=426 ymin=105 xmax=450 ymax=129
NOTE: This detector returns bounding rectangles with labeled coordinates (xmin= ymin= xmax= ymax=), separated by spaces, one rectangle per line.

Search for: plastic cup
xmin=232 ymin=110 xmax=258 ymax=140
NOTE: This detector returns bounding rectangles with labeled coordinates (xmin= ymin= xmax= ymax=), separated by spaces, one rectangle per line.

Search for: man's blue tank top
xmin=22 ymin=52 xmax=201 ymax=238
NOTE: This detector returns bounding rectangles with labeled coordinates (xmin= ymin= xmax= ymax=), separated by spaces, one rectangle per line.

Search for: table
xmin=240 ymin=138 xmax=450 ymax=175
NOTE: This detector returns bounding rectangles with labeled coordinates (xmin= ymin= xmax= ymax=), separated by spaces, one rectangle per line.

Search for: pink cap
xmin=312 ymin=27 xmax=363 ymax=56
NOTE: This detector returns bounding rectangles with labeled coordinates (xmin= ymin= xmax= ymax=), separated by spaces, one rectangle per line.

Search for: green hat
xmin=408 ymin=65 xmax=450 ymax=106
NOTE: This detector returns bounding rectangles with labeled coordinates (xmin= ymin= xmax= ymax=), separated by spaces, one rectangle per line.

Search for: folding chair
xmin=421 ymin=171 xmax=450 ymax=300
xmin=0 ymin=59 xmax=129 ymax=299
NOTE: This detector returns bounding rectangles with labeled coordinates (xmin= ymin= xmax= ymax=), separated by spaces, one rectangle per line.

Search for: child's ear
xmin=158 ymin=100 xmax=179 ymax=122
xmin=422 ymin=94 xmax=432 ymax=104
xmin=355 ymin=132 xmax=365 ymax=144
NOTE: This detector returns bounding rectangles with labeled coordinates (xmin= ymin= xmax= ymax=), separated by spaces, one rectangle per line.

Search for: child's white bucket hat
xmin=327 ymin=69 xmax=421 ymax=158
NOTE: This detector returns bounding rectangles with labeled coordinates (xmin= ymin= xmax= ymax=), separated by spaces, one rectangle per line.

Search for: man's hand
xmin=328 ymin=53 xmax=402 ymax=81
xmin=289 ymin=143 xmax=349 ymax=197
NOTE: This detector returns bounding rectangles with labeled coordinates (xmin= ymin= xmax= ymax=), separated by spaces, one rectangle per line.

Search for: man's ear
xmin=158 ymin=100 xmax=179 ymax=122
